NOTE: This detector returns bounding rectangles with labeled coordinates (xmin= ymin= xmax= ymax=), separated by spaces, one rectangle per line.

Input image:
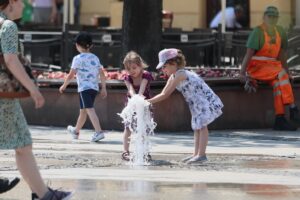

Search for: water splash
xmin=119 ymin=95 xmax=156 ymax=165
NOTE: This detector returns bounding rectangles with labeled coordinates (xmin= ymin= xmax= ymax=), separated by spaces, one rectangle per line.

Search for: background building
xmin=79 ymin=0 xmax=295 ymax=30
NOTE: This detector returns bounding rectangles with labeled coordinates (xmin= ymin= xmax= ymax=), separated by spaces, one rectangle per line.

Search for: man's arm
xmin=278 ymin=49 xmax=291 ymax=78
xmin=239 ymin=48 xmax=255 ymax=82
xmin=277 ymin=26 xmax=291 ymax=78
xmin=239 ymin=27 xmax=261 ymax=82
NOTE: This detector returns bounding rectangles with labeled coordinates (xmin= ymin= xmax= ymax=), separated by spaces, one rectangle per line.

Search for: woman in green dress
xmin=0 ymin=0 xmax=71 ymax=199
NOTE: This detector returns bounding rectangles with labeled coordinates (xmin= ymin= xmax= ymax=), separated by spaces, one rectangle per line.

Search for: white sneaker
xmin=40 ymin=188 xmax=73 ymax=200
xmin=91 ymin=132 xmax=105 ymax=142
xmin=181 ymin=155 xmax=194 ymax=163
xmin=67 ymin=125 xmax=79 ymax=139
xmin=186 ymin=155 xmax=208 ymax=164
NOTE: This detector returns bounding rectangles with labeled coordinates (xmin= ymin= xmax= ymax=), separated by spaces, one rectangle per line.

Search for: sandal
xmin=145 ymin=154 xmax=152 ymax=162
xmin=121 ymin=151 xmax=130 ymax=161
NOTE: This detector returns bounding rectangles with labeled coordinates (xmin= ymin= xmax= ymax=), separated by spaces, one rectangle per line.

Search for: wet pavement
xmin=0 ymin=126 xmax=300 ymax=199
xmin=3 ymin=179 xmax=300 ymax=200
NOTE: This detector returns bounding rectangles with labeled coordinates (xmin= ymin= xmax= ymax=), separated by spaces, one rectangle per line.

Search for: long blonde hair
xmin=123 ymin=51 xmax=148 ymax=69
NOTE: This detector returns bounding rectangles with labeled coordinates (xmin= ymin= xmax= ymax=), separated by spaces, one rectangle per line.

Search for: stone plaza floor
xmin=0 ymin=126 xmax=300 ymax=199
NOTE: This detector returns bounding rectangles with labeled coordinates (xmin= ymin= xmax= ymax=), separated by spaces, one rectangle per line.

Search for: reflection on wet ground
xmin=241 ymin=159 xmax=300 ymax=169
xmin=1 ymin=179 xmax=300 ymax=200
xmin=1 ymin=128 xmax=300 ymax=199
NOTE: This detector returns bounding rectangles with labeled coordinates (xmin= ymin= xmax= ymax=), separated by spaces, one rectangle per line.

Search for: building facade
xmin=79 ymin=0 xmax=295 ymax=30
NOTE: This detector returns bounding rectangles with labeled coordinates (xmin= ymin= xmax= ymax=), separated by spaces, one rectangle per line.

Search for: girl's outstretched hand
xmin=139 ymin=94 xmax=146 ymax=99
xmin=147 ymin=99 xmax=153 ymax=104
xmin=59 ymin=85 xmax=66 ymax=93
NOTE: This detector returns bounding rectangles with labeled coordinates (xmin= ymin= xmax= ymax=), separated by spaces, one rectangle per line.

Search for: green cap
xmin=264 ymin=6 xmax=279 ymax=17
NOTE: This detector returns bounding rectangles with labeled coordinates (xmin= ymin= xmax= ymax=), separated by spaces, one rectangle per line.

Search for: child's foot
xmin=121 ymin=151 xmax=130 ymax=161
xmin=40 ymin=188 xmax=73 ymax=200
xmin=181 ymin=155 xmax=194 ymax=163
xmin=186 ymin=155 xmax=208 ymax=164
xmin=67 ymin=125 xmax=79 ymax=139
xmin=91 ymin=131 xmax=105 ymax=142
xmin=144 ymin=153 xmax=152 ymax=162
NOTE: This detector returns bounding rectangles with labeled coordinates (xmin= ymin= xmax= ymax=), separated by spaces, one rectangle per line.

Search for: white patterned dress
xmin=175 ymin=69 xmax=223 ymax=130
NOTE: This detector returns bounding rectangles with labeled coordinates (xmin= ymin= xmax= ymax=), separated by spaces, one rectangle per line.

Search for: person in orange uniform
xmin=240 ymin=6 xmax=299 ymax=131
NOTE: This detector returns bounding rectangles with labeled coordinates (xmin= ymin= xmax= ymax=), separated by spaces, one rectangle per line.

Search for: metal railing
xmin=18 ymin=25 xmax=300 ymax=71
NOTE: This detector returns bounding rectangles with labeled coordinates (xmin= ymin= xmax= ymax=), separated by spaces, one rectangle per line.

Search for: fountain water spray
xmin=119 ymin=95 xmax=156 ymax=165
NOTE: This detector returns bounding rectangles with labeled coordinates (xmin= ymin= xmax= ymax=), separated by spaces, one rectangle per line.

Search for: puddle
xmin=1 ymin=180 xmax=300 ymax=200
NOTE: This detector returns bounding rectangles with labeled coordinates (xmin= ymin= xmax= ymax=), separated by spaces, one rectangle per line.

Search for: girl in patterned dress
xmin=0 ymin=0 xmax=71 ymax=199
xmin=121 ymin=51 xmax=154 ymax=161
xmin=148 ymin=49 xmax=223 ymax=164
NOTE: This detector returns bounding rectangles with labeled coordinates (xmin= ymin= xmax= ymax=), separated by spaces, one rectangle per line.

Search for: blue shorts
xmin=79 ymin=89 xmax=98 ymax=109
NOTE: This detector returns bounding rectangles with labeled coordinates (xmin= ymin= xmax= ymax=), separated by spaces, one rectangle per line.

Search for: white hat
xmin=156 ymin=48 xmax=178 ymax=69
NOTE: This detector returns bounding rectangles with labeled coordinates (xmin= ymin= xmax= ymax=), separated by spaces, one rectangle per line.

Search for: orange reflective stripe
xmin=271 ymin=79 xmax=285 ymax=115
xmin=278 ymin=70 xmax=286 ymax=79
xmin=251 ymin=56 xmax=276 ymax=61
xmin=273 ymin=79 xmax=290 ymax=89
xmin=273 ymin=90 xmax=282 ymax=96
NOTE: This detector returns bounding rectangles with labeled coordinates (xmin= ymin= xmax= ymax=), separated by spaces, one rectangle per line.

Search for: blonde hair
xmin=165 ymin=49 xmax=186 ymax=69
xmin=123 ymin=51 xmax=148 ymax=69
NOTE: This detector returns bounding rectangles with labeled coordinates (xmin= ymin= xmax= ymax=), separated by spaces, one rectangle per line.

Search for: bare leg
xmin=75 ymin=109 xmax=87 ymax=132
xmin=86 ymin=108 xmax=102 ymax=132
xmin=15 ymin=145 xmax=48 ymax=198
xmin=197 ymin=126 xmax=208 ymax=157
xmin=194 ymin=130 xmax=200 ymax=156
xmin=123 ymin=128 xmax=131 ymax=152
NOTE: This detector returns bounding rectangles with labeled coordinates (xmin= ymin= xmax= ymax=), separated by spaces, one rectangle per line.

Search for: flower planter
xmin=20 ymin=78 xmax=300 ymax=131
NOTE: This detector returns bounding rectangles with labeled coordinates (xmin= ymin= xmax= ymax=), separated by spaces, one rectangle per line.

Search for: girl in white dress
xmin=148 ymin=49 xmax=223 ymax=164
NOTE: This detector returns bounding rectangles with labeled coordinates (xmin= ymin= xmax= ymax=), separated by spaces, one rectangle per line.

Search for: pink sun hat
xmin=156 ymin=48 xmax=178 ymax=69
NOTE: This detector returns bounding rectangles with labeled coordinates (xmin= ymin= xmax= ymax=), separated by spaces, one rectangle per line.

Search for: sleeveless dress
xmin=175 ymin=69 xmax=223 ymax=130
xmin=0 ymin=12 xmax=32 ymax=149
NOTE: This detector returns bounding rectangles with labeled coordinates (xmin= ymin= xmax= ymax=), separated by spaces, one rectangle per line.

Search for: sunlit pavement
xmin=0 ymin=126 xmax=300 ymax=200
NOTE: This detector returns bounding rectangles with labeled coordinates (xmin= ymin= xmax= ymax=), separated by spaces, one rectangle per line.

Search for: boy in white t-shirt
xmin=59 ymin=32 xmax=107 ymax=142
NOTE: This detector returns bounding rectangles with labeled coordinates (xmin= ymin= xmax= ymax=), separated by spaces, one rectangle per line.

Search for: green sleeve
xmin=276 ymin=25 xmax=288 ymax=49
xmin=1 ymin=20 xmax=19 ymax=54
xmin=246 ymin=27 xmax=263 ymax=50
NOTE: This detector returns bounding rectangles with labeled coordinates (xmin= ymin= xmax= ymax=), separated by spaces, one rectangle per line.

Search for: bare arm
xmin=138 ymin=79 xmax=148 ymax=96
xmin=148 ymin=73 xmax=186 ymax=104
xmin=99 ymin=68 xmax=107 ymax=98
xmin=239 ymin=48 xmax=255 ymax=82
xmin=278 ymin=49 xmax=291 ymax=77
xmin=124 ymin=80 xmax=136 ymax=97
xmin=59 ymin=69 xmax=76 ymax=93
xmin=4 ymin=54 xmax=44 ymax=108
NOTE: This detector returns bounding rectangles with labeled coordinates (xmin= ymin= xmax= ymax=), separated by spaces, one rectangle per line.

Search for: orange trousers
xmin=247 ymin=60 xmax=294 ymax=115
